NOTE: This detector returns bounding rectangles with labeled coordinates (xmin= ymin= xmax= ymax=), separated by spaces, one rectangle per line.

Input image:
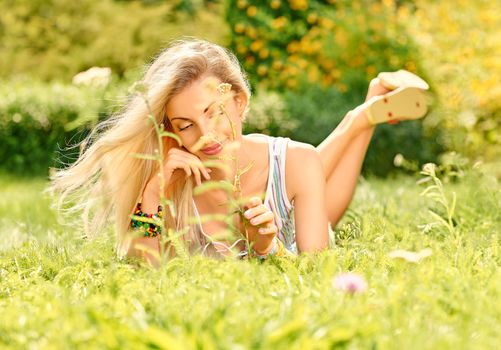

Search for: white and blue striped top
xmin=192 ymin=134 xmax=298 ymax=255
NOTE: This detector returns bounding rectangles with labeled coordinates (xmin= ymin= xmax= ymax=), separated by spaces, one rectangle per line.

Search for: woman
xmin=49 ymin=39 xmax=429 ymax=266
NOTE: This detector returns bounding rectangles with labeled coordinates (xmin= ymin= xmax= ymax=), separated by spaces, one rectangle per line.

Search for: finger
xmin=200 ymin=164 xmax=211 ymax=180
xmin=181 ymin=164 xmax=192 ymax=178
xmin=186 ymin=155 xmax=211 ymax=180
xmin=258 ymin=223 xmax=277 ymax=236
xmin=249 ymin=211 xmax=274 ymax=226
xmin=244 ymin=196 xmax=262 ymax=210
xmin=244 ymin=204 xmax=267 ymax=220
xmin=190 ymin=164 xmax=202 ymax=186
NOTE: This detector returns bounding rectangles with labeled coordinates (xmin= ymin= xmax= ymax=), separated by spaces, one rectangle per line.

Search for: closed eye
xmin=179 ymin=124 xmax=192 ymax=131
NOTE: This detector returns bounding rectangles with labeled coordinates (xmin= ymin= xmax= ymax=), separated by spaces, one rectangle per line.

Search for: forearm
xmin=141 ymin=182 xmax=161 ymax=213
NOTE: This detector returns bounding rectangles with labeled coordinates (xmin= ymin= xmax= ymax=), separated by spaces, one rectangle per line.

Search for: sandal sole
xmin=366 ymin=86 xmax=428 ymax=125
xmin=378 ymin=69 xmax=430 ymax=91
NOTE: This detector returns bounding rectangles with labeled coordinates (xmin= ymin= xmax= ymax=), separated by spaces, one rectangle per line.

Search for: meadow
xmin=1 ymin=160 xmax=499 ymax=349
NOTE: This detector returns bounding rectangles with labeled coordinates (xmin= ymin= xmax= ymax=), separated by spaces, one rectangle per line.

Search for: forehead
xmin=167 ymin=75 xmax=223 ymax=121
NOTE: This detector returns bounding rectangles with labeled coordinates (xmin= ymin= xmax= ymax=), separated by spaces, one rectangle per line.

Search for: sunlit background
xmin=1 ymin=0 xmax=499 ymax=177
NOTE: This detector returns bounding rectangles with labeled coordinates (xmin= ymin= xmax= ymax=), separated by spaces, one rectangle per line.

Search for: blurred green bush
xmin=0 ymin=0 xmax=227 ymax=81
xmin=0 ymin=78 xmax=127 ymax=175
xmin=1 ymin=0 xmax=498 ymax=176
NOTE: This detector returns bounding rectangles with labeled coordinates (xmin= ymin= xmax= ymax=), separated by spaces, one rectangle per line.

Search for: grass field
xmin=0 ymin=162 xmax=500 ymax=349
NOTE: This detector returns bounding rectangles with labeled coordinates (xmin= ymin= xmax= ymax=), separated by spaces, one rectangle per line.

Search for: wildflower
xmin=246 ymin=6 xmax=257 ymax=17
xmin=393 ymin=153 xmax=404 ymax=167
xmin=422 ymin=163 xmax=436 ymax=175
xmin=333 ymin=272 xmax=368 ymax=294
xmin=271 ymin=0 xmax=281 ymax=10
xmin=217 ymin=83 xmax=232 ymax=95
xmin=389 ymin=248 xmax=432 ymax=263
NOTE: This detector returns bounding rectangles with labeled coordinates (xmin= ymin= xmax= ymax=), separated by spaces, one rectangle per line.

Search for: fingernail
xmin=250 ymin=219 xmax=257 ymax=225
xmin=258 ymin=228 xmax=264 ymax=233
xmin=244 ymin=210 xmax=251 ymax=218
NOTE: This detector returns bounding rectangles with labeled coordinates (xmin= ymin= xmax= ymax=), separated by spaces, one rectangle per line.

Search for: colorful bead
xmin=130 ymin=202 xmax=163 ymax=237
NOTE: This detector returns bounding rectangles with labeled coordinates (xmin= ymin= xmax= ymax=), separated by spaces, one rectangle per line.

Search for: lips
xmin=201 ymin=142 xmax=223 ymax=155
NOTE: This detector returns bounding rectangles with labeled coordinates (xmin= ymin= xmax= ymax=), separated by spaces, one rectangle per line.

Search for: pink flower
xmin=333 ymin=272 xmax=368 ymax=294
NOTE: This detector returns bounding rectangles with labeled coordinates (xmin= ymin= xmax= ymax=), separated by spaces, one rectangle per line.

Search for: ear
xmin=234 ymin=92 xmax=248 ymax=116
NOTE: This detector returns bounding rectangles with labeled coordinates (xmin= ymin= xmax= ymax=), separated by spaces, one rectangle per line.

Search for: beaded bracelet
xmin=130 ymin=202 xmax=163 ymax=237
xmin=252 ymin=236 xmax=288 ymax=260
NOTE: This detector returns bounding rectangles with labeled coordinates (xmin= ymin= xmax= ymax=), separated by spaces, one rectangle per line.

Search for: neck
xmin=209 ymin=135 xmax=253 ymax=183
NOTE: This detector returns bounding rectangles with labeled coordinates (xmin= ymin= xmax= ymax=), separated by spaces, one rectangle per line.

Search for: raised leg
xmin=316 ymin=109 xmax=374 ymax=226
xmin=316 ymin=79 xmax=391 ymax=226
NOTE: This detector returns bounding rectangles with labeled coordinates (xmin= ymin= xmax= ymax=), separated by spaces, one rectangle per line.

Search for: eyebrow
xmin=170 ymin=101 xmax=216 ymax=121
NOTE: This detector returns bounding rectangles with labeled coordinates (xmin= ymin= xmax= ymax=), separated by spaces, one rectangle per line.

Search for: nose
xmin=196 ymin=120 xmax=218 ymax=150
xmin=198 ymin=120 xmax=212 ymax=138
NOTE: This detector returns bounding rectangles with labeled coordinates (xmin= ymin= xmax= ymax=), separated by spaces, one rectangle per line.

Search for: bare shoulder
xmin=285 ymin=140 xmax=322 ymax=200
xmin=286 ymin=139 xmax=317 ymax=157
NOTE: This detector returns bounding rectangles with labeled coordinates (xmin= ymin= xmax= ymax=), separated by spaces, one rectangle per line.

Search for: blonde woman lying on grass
xmin=49 ymin=38 xmax=430 ymax=267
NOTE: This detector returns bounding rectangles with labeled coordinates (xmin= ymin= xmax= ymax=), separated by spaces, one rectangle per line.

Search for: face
xmin=165 ymin=74 xmax=247 ymax=159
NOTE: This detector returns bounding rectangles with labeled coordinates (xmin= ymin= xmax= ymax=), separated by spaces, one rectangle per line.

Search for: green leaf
xmin=129 ymin=153 xmax=159 ymax=161
xmin=193 ymin=180 xmax=235 ymax=195
xmin=160 ymin=131 xmax=182 ymax=146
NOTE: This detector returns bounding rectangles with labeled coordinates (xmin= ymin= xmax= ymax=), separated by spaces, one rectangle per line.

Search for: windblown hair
xmin=47 ymin=38 xmax=252 ymax=259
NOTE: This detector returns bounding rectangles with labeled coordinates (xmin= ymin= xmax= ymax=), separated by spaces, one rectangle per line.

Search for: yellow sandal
xmin=365 ymin=86 xmax=428 ymax=125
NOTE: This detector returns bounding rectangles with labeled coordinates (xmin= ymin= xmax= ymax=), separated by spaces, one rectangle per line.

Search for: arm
xmin=126 ymin=184 xmax=162 ymax=267
xmin=291 ymin=146 xmax=329 ymax=253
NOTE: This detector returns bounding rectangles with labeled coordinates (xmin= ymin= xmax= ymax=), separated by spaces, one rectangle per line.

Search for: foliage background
xmin=0 ymin=0 xmax=499 ymax=176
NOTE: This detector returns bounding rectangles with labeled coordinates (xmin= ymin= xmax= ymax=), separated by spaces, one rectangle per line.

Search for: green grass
xmin=0 ymin=164 xmax=500 ymax=349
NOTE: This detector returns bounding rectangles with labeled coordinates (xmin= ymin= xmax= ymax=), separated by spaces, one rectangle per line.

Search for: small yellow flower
xmin=306 ymin=13 xmax=318 ymax=24
xmin=257 ymin=65 xmax=268 ymax=76
xmin=271 ymin=0 xmax=281 ymax=9
xmin=288 ymin=0 xmax=308 ymax=11
xmin=404 ymin=61 xmax=417 ymax=72
xmin=250 ymin=40 xmax=263 ymax=52
xmin=247 ymin=6 xmax=257 ymax=17
xmin=237 ymin=44 xmax=247 ymax=55
xmin=272 ymin=60 xmax=283 ymax=70
xmin=286 ymin=41 xmax=299 ymax=53
xmin=234 ymin=23 xmax=245 ymax=34
xmin=245 ymin=56 xmax=256 ymax=65
xmin=319 ymin=17 xmax=334 ymax=29
xmin=237 ymin=0 xmax=247 ymax=9
xmin=245 ymin=27 xmax=257 ymax=39
xmin=258 ymin=48 xmax=269 ymax=59
xmin=271 ymin=16 xmax=287 ymax=30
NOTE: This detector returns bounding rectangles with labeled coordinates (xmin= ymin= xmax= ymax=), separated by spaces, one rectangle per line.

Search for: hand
xmin=242 ymin=196 xmax=278 ymax=254
xmin=145 ymin=142 xmax=212 ymax=195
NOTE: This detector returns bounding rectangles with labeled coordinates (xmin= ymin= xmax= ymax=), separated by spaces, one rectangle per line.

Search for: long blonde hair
xmin=48 ymin=38 xmax=252 ymax=259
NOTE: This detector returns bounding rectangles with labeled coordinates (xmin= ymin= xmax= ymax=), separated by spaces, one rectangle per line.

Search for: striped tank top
xmin=192 ymin=134 xmax=298 ymax=254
